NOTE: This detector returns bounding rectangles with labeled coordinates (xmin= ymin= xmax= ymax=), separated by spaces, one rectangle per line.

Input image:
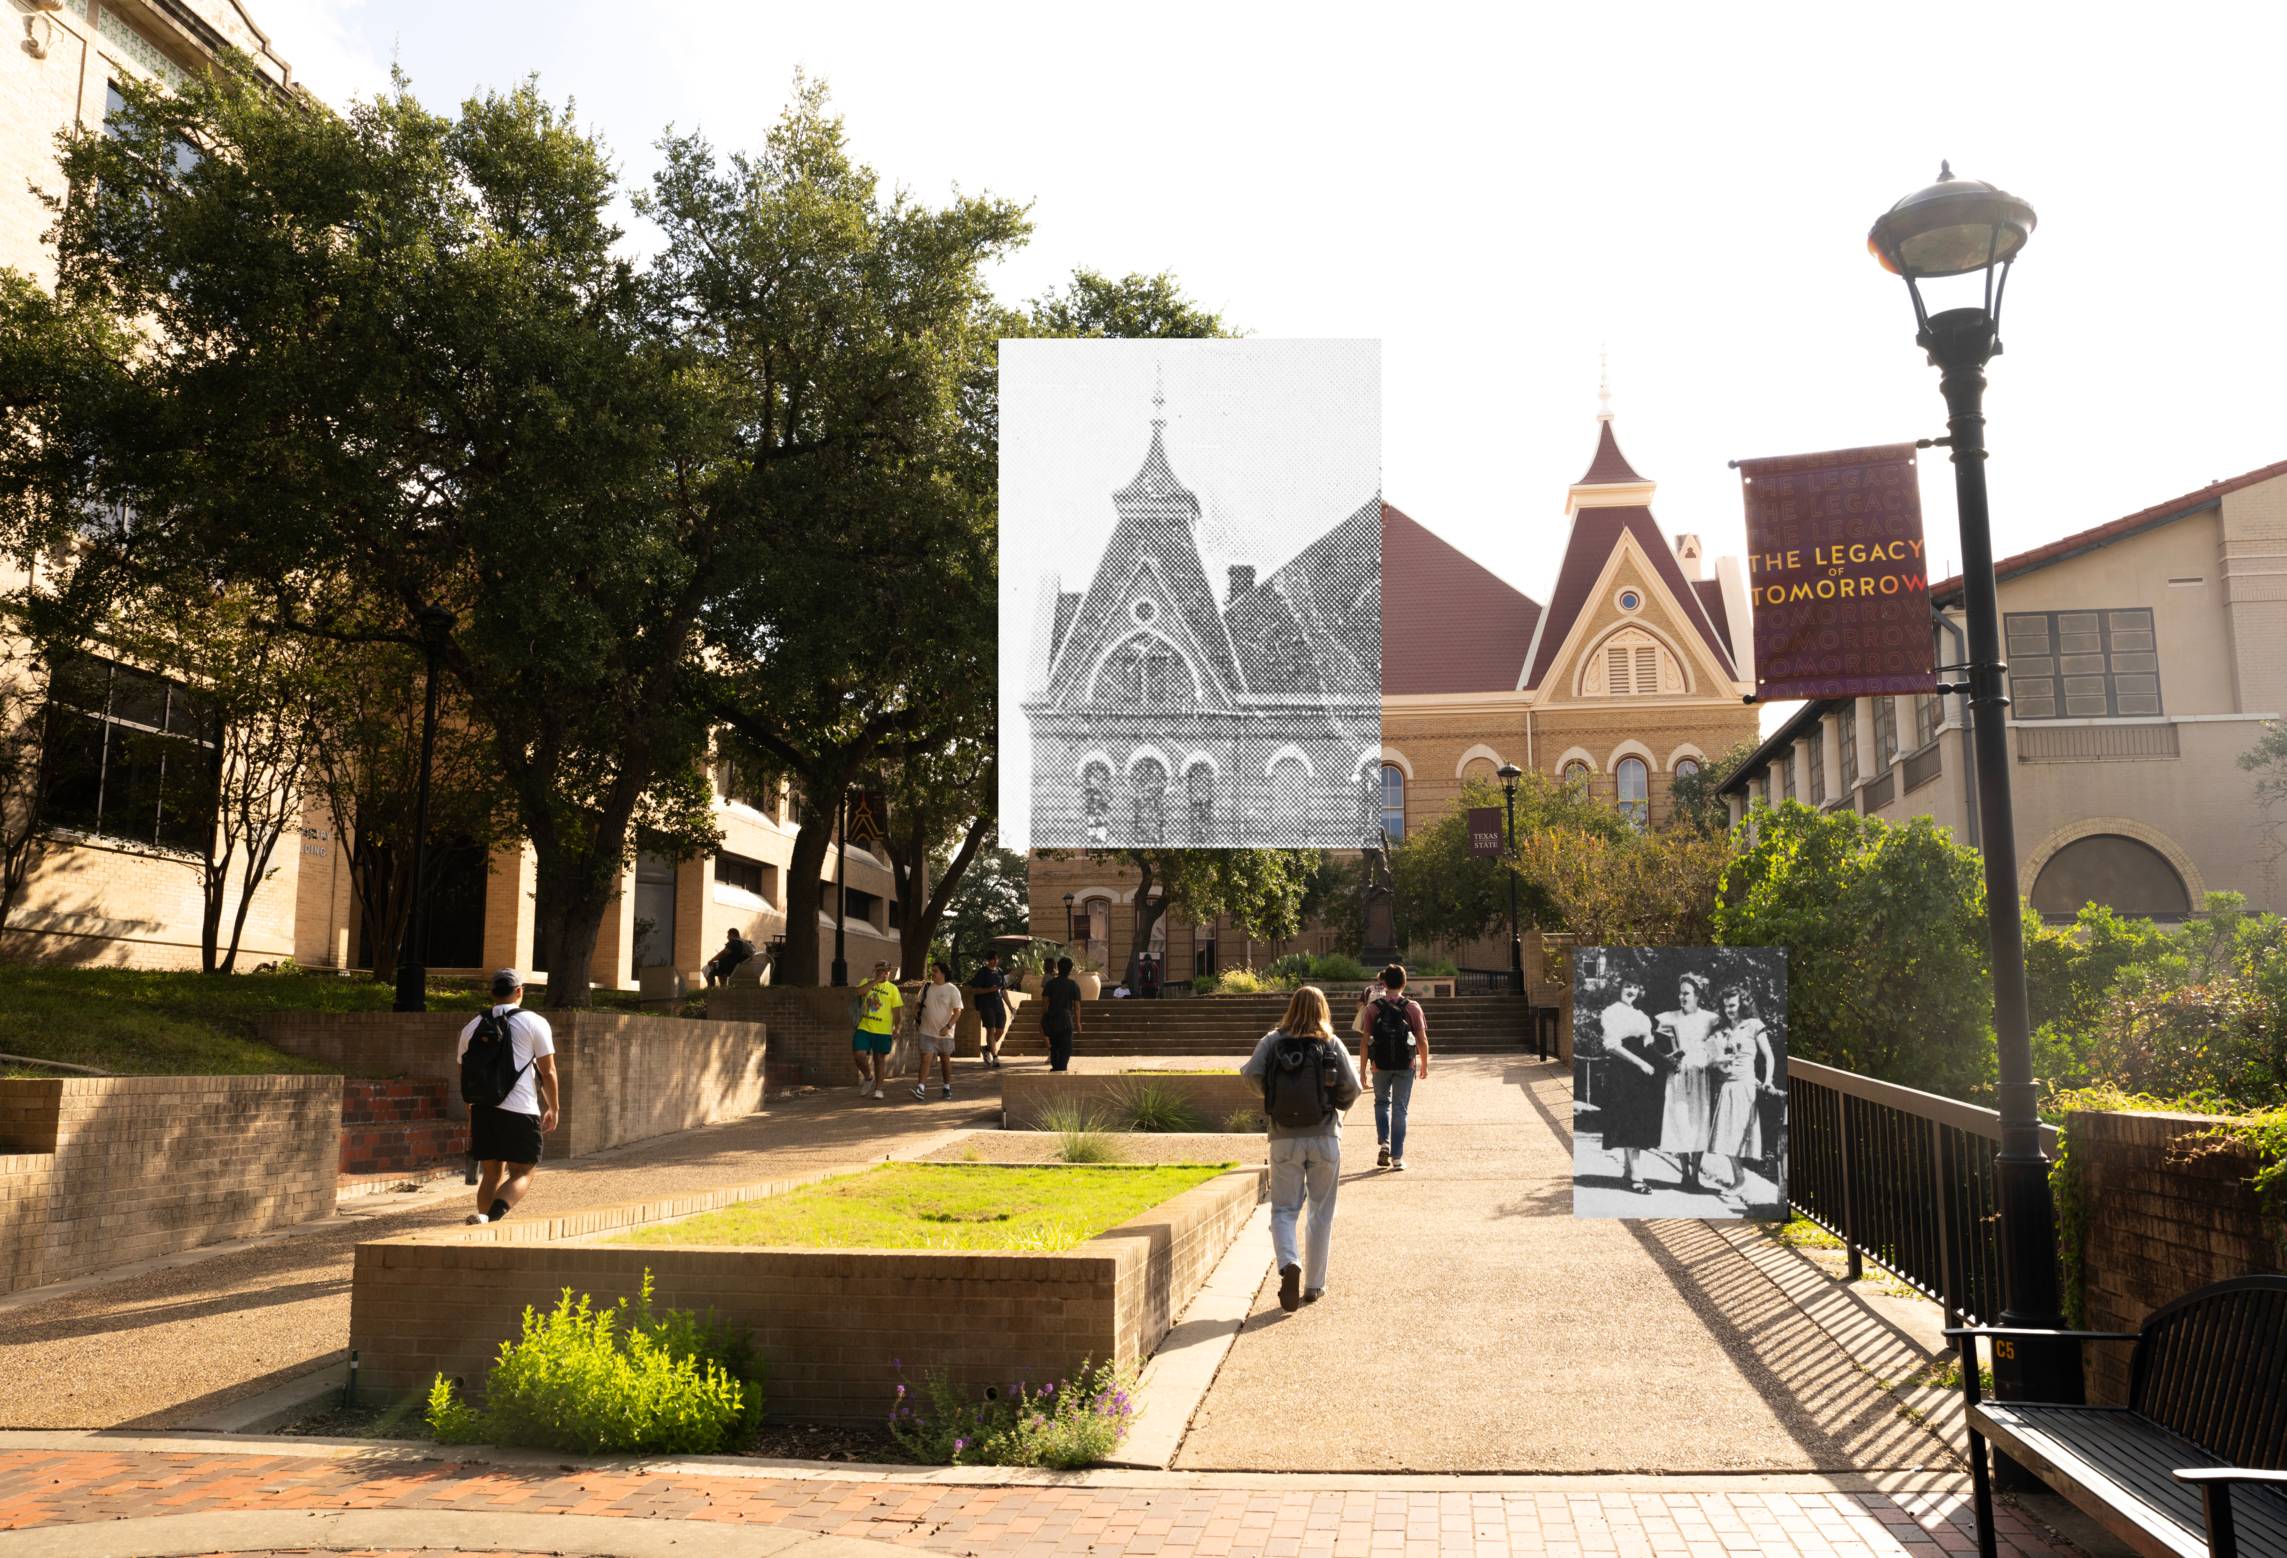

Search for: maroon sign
xmin=846 ymin=789 xmax=890 ymax=848
xmin=1736 ymin=443 xmax=1936 ymax=700
xmin=1466 ymin=807 xmax=1503 ymax=858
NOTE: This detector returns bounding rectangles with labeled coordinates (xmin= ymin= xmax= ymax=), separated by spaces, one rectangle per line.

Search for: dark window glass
xmin=1132 ymin=758 xmax=1168 ymax=845
xmin=1839 ymin=703 xmax=1859 ymax=792
xmin=1808 ymin=734 xmax=1825 ymax=804
xmin=1379 ymin=763 xmax=1405 ymax=839
xmin=1187 ymin=763 xmax=1214 ymax=840
xmin=2005 ymin=608 xmax=2163 ymax=719
xmin=1873 ymin=696 xmax=1898 ymax=766
xmin=714 ymin=852 xmax=765 ymax=896
xmin=1778 ymin=752 xmax=1795 ymax=804
xmin=1914 ymin=693 xmax=1940 ymax=750
xmin=1617 ymin=756 xmax=1649 ymax=827
xmin=844 ymin=887 xmax=881 ymax=924
xmin=38 ymin=654 xmax=216 ymax=851
xmin=39 ymin=711 xmax=107 ymax=833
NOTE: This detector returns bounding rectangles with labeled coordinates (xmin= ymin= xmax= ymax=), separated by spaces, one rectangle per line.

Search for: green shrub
xmin=1404 ymin=956 xmax=1458 ymax=977
xmin=1220 ymin=1107 xmax=1267 ymax=1133
xmin=426 ymin=1270 xmax=761 ymax=1454
xmin=889 ymin=1357 xmax=1137 ymax=1469
xmin=1113 ymin=1077 xmax=1205 ymax=1133
xmin=1036 ymin=1100 xmax=1122 ymax=1163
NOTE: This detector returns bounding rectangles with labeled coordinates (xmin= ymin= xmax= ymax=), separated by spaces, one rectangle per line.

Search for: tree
xmin=1512 ymin=827 xmax=1730 ymax=946
xmin=1 ymin=66 xmax=728 ymax=1005
xmin=934 ymin=841 xmax=1028 ymax=978
xmin=1104 ymin=848 xmax=1322 ymax=983
xmin=1023 ymin=269 xmax=1237 ymax=340
xmin=1666 ymin=738 xmax=1755 ymax=836
xmin=884 ymin=743 xmax=996 ymax=978
xmin=0 ymin=637 xmax=53 ymax=940
xmin=2240 ymin=719 xmax=2287 ymax=900
xmin=1387 ymin=772 xmax=1628 ymax=949
xmin=1711 ymin=801 xmax=1995 ymax=1098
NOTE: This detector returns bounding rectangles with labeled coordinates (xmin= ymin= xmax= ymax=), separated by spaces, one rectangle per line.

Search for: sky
xmin=994 ymin=338 xmax=1380 ymax=844
xmin=252 ymin=2 xmax=2287 ymax=739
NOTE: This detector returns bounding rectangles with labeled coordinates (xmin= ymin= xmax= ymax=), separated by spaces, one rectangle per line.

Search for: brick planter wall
xmin=0 ymin=1074 xmax=341 ymax=1295
xmin=1001 ymin=1070 xmax=1259 ymax=1130
xmin=252 ymin=1010 xmax=767 ymax=1160
xmin=2067 ymin=1107 xmax=2283 ymax=1403
xmin=339 ymin=1079 xmax=462 ymax=1177
xmin=348 ymin=1162 xmax=1263 ymax=1423
xmin=711 ymin=985 xmax=1030 ymax=1081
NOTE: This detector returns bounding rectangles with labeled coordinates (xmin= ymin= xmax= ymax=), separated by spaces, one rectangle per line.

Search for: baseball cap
xmin=491 ymin=968 xmax=522 ymax=998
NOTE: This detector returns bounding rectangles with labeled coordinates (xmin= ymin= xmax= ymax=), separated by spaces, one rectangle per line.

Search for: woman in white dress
xmin=1707 ymin=983 xmax=1777 ymax=1210
xmin=1656 ymin=973 xmax=1720 ymax=1191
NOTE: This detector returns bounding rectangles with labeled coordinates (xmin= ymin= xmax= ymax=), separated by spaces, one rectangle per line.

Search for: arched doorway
xmin=2030 ymin=834 xmax=2193 ymax=922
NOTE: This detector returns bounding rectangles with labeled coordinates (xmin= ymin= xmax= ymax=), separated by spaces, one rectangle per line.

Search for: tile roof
xmin=1693 ymin=578 xmax=1730 ymax=652
xmin=1927 ymin=455 xmax=2287 ymax=604
xmin=1577 ymin=420 xmax=1647 ymax=486
xmin=1244 ymin=498 xmax=1380 ymax=700
xmin=1523 ymin=505 xmax=1739 ymax=689
xmin=1379 ymin=502 xmax=1543 ymax=695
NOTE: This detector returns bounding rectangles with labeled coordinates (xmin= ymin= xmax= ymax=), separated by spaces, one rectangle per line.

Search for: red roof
xmin=1380 ymin=503 xmax=1543 ymax=695
xmin=1928 ymin=455 xmax=2287 ymax=604
xmin=1692 ymin=578 xmax=1730 ymax=648
xmin=1523 ymin=505 xmax=1738 ymax=688
xmin=1577 ymin=420 xmax=1647 ymax=486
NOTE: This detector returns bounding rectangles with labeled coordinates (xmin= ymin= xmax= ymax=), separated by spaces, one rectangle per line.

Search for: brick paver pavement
xmin=0 ymin=1445 xmax=2081 ymax=1556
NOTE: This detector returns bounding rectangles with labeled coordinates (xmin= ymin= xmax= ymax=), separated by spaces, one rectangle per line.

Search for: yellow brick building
xmin=1028 ymin=406 xmax=1762 ymax=979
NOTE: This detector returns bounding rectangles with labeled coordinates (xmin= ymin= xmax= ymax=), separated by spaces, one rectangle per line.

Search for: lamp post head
xmin=414 ymin=604 xmax=457 ymax=649
xmin=1496 ymin=761 xmax=1522 ymax=792
xmin=1062 ymin=893 xmax=1074 ymax=906
xmin=1869 ymin=163 xmax=2036 ymax=366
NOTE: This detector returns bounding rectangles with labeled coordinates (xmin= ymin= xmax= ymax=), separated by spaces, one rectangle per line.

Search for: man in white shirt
xmin=457 ymin=968 xmax=558 ymax=1225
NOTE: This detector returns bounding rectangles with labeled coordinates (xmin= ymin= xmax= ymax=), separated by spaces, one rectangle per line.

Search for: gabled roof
xmin=1380 ymin=503 xmax=1542 ymax=695
xmin=1577 ymin=420 xmax=1647 ymax=486
xmin=1522 ymin=505 xmax=1738 ymax=688
xmin=1252 ymin=498 xmax=1380 ymax=700
xmin=1927 ymin=455 xmax=2287 ymax=605
xmin=1693 ymin=578 xmax=1730 ymax=650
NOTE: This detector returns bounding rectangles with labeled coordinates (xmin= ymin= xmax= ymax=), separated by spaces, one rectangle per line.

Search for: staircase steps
xmin=998 ymin=994 xmax=1533 ymax=1056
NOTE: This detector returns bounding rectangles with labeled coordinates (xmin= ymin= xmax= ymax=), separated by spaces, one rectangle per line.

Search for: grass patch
xmin=1775 ymin=1216 xmax=1844 ymax=1250
xmin=0 ymin=964 xmax=647 ymax=1077
xmin=613 ymin=1163 xmax=1232 ymax=1253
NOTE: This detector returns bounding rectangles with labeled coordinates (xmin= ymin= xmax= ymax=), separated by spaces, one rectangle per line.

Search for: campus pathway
xmin=1178 ymin=1056 xmax=1952 ymax=1475
xmin=0 ymin=1075 xmax=1007 ymax=1430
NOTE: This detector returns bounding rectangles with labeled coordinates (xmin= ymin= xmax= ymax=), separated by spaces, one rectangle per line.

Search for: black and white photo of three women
xmin=1588 ymin=970 xmax=1783 ymax=1214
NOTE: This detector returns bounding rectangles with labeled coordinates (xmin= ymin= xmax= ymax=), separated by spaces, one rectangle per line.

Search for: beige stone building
xmin=0 ymin=0 xmax=898 ymax=986
xmin=1720 ymin=457 xmax=2287 ymax=919
xmin=1029 ymin=404 xmax=1762 ymax=978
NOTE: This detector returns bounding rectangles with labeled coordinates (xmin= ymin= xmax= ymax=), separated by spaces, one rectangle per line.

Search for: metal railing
xmin=1788 ymin=1058 xmax=2058 ymax=1329
xmin=1452 ymin=967 xmax=1517 ymax=995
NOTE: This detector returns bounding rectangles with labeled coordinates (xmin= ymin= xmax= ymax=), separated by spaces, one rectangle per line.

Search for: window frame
xmin=37 ymin=651 xmax=220 ymax=856
xmin=2003 ymin=608 xmax=2164 ymax=720
xmin=1615 ymin=755 xmax=1649 ymax=828
xmin=1379 ymin=762 xmax=1405 ymax=840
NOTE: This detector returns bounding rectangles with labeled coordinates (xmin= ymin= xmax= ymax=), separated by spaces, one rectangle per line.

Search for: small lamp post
xmin=1496 ymin=762 xmax=1525 ymax=1001
xmin=393 ymin=605 xmax=456 ymax=1014
xmin=1063 ymin=892 xmax=1076 ymax=945
xmin=1869 ymin=164 xmax=2072 ymax=1404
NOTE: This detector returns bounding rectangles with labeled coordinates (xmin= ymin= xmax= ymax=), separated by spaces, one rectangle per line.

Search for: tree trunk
xmin=1125 ymin=855 xmax=1162 ymax=989
xmin=198 ymin=848 xmax=232 ymax=975
xmin=905 ymin=809 xmax=988 ymax=976
xmin=528 ymin=825 xmax=628 ymax=1011
xmin=777 ymin=805 xmax=836 ymax=986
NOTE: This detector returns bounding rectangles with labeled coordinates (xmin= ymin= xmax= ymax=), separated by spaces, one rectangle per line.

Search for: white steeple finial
xmin=1597 ymin=348 xmax=1613 ymax=423
xmin=1151 ymin=361 xmax=1166 ymax=430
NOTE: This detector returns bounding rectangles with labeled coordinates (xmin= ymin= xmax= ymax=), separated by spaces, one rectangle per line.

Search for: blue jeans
xmin=1374 ymin=1068 xmax=1415 ymax=1159
xmin=1268 ymin=1133 xmax=1340 ymax=1293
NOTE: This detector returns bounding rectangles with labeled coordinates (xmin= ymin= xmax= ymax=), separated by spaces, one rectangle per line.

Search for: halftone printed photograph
xmin=1572 ymin=946 xmax=1788 ymax=1220
xmin=998 ymin=338 xmax=1381 ymax=852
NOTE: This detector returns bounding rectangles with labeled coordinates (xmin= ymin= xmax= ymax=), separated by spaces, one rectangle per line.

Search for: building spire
xmin=1597 ymin=347 xmax=1613 ymax=423
xmin=1152 ymin=361 xmax=1166 ymax=431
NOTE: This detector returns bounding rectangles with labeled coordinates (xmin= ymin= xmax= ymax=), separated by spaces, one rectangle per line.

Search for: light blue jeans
xmin=1268 ymin=1133 xmax=1341 ymax=1294
xmin=1373 ymin=1068 xmax=1415 ymax=1159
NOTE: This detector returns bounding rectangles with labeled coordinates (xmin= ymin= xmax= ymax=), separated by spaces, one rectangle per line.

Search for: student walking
xmin=851 ymin=960 xmax=903 ymax=1099
xmin=1039 ymin=956 xmax=1083 ymax=1071
xmin=913 ymin=961 xmax=962 ymax=1101
xmin=1241 ymin=985 xmax=1362 ymax=1312
xmin=457 ymin=968 xmax=557 ymax=1225
xmin=968 ymin=952 xmax=1010 ymax=1068
xmin=1357 ymin=964 xmax=1429 ymax=1170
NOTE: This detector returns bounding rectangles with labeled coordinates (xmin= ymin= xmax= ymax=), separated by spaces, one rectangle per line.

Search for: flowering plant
xmin=886 ymin=1357 xmax=1136 ymax=1469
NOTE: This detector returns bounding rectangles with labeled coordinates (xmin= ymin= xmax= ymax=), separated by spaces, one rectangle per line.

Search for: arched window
xmin=1092 ymin=634 xmax=1196 ymax=708
xmin=1379 ymin=763 xmax=1405 ymax=840
xmin=1674 ymin=757 xmax=1702 ymax=781
xmin=1082 ymin=761 xmax=1112 ymax=845
xmin=1616 ymin=756 xmax=1649 ymax=827
xmin=1561 ymin=759 xmax=1592 ymax=793
xmin=1131 ymin=758 xmax=1167 ymax=844
xmin=1268 ymin=755 xmax=1309 ymax=844
xmin=1185 ymin=761 xmax=1215 ymax=842
xmin=2031 ymin=834 xmax=2192 ymax=922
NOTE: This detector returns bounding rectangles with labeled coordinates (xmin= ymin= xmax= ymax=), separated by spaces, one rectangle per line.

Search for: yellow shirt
xmin=857 ymin=979 xmax=903 ymax=1035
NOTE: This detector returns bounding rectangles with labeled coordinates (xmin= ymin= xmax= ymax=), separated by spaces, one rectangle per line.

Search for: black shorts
xmin=470 ymin=1103 xmax=545 ymax=1166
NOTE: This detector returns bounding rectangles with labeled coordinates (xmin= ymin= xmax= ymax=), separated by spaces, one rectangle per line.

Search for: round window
xmin=1132 ymin=599 xmax=1157 ymax=624
xmin=1618 ymin=589 xmax=1642 ymax=612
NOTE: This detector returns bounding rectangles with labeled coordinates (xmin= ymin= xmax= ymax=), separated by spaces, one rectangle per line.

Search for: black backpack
xmin=460 ymin=1009 xmax=530 ymax=1108
xmin=1262 ymin=1034 xmax=1336 ymax=1129
xmin=1367 ymin=997 xmax=1416 ymax=1071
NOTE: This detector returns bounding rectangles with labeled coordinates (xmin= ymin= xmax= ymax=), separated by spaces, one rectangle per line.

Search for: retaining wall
xmin=348 ymin=1162 xmax=1263 ymax=1423
xmin=2067 ymin=1106 xmax=2283 ymax=1403
xmin=253 ymin=1010 xmax=767 ymax=1159
xmin=708 ymin=986 xmax=1029 ymax=1083
xmin=1000 ymin=1070 xmax=1259 ymax=1130
xmin=0 ymin=1074 xmax=340 ymax=1294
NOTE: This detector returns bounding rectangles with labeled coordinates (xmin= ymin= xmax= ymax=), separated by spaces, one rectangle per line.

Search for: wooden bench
xmin=1947 ymin=1275 xmax=2287 ymax=1558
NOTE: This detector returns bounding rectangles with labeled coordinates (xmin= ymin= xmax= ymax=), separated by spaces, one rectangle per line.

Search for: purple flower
xmin=953 ymin=1437 xmax=968 ymax=1454
xmin=895 ymin=1383 xmax=906 ymax=1398
xmin=1042 ymin=1381 xmax=1056 ymax=1396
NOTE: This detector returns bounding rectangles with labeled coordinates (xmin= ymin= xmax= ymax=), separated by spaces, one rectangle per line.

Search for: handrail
xmin=1788 ymin=1058 xmax=2059 ymax=1150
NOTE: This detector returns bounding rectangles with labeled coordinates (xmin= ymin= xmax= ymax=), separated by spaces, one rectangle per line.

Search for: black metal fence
xmin=1452 ymin=967 xmax=1517 ymax=995
xmin=1788 ymin=1058 xmax=2058 ymax=1329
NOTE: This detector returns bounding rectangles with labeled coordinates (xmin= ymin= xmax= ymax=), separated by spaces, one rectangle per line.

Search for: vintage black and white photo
xmin=998 ymin=339 xmax=1381 ymax=851
xmin=1572 ymin=946 xmax=1788 ymax=1220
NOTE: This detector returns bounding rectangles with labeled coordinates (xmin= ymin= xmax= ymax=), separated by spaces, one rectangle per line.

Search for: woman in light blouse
xmin=1707 ymin=982 xmax=1777 ymax=1210
xmin=1656 ymin=973 xmax=1719 ymax=1190
xmin=1596 ymin=979 xmax=1664 ymax=1194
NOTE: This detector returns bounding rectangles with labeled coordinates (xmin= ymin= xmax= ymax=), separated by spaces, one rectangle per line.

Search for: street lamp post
xmin=831 ymin=788 xmax=849 ymax=988
xmin=393 ymin=605 xmax=457 ymax=1014
xmin=1495 ymin=762 xmax=1526 ymax=1011
xmin=1063 ymin=892 xmax=1076 ymax=946
xmin=1869 ymin=164 xmax=2072 ymax=1405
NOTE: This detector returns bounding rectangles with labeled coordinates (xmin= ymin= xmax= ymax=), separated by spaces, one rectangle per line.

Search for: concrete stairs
xmin=998 ymin=993 xmax=1531 ymax=1057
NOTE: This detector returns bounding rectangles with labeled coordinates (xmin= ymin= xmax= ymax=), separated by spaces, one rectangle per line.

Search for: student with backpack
xmin=1357 ymin=964 xmax=1430 ymax=1170
xmin=1239 ymin=985 xmax=1363 ymax=1312
xmin=1039 ymin=956 xmax=1083 ymax=1071
xmin=457 ymin=968 xmax=557 ymax=1225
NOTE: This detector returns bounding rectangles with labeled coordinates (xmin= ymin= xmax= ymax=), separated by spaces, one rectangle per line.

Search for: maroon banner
xmin=1466 ymin=807 xmax=1503 ymax=858
xmin=846 ymin=789 xmax=890 ymax=848
xmin=1736 ymin=443 xmax=1936 ymax=700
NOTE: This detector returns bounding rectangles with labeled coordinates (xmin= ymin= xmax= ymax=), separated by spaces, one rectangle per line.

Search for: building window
xmin=1673 ymin=757 xmax=1702 ymax=781
xmin=714 ymin=851 xmax=772 ymax=900
xmin=1616 ymin=756 xmax=1649 ymax=828
xmin=1779 ymin=751 xmax=1795 ymax=805
xmin=1839 ymin=703 xmax=1859 ymax=793
xmin=713 ymin=750 xmax=776 ymax=814
xmin=1131 ymin=757 xmax=1167 ymax=844
xmin=1603 ymin=642 xmax=1661 ymax=695
xmin=1913 ymin=693 xmax=1940 ymax=751
xmin=843 ymin=886 xmax=881 ymax=925
xmin=1083 ymin=761 xmax=1111 ymax=844
xmin=2005 ymin=608 xmax=2162 ymax=719
xmin=1560 ymin=759 xmax=1591 ymax=793
xmin=1808 ymin=733 xmax=1826 ymax=805
xmin=1872 ymin=696 xmax=1898 ymax=768
xmin=1186 ymin=761 xmax=1214 ymax=841
xmin=40 ymin=652 xmax=218 ymax=854
xmin=1379 ymin=763 xmax=1405 ymax=840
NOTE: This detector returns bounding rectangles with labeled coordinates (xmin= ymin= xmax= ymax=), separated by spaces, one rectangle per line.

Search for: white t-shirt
xmin=918 ymin=981 xmax=964 ymax=1036
xmin=456 ymin=1004 xmax=556 ymax=1116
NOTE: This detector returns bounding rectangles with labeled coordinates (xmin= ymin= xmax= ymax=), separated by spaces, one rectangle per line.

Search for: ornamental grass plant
xmin=1035 ymin=1100 xmax=1123 ymax=1163
xmin=1111 ymin=1076 xmax=1206 ymax=1133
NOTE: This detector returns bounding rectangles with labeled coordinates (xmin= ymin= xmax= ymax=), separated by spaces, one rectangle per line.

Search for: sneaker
xmin=464 ymin=1212 xmax=491 ymax=1225
xmin=912 ymin=1084 xmax=927 ymax=1101
xmin=1392 ymin=1158 xmax=1408 ymax=1171
xmin=941 ymin=1085 xmax=953 ymax=1099
xmin=1278 ymin=1262 xmax=1302 ymax=1313
xmin=1303 ymin=1289 xmax=1324 ymax=1305
xmin=1376 ymin=1145 xmax=1391 ymax=1168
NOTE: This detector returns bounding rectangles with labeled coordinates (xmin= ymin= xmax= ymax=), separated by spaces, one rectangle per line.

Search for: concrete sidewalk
xmin=1176 ymin=1056 xmax=1957 ymax=1476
